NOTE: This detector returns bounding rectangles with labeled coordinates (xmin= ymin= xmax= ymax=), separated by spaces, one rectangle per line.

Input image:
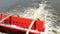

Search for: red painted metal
xmin=0 ymin=13 xmax=45 ymax=34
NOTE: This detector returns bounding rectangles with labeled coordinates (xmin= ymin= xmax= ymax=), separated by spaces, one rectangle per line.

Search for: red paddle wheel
xmin=0 ymin=13 xmax=45 ymax=34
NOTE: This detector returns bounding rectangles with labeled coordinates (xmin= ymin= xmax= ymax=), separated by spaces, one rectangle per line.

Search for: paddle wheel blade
xmin=0 ymin=13 xmax=45 ymax=34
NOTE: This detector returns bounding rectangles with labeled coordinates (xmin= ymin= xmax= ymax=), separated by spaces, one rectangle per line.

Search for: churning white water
xmin=20 ymin=1 xmax=60 ymax=34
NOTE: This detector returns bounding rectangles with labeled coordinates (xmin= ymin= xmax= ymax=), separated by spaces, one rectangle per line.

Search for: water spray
xmin=25 ymin=1 xmax=47 ymax=34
